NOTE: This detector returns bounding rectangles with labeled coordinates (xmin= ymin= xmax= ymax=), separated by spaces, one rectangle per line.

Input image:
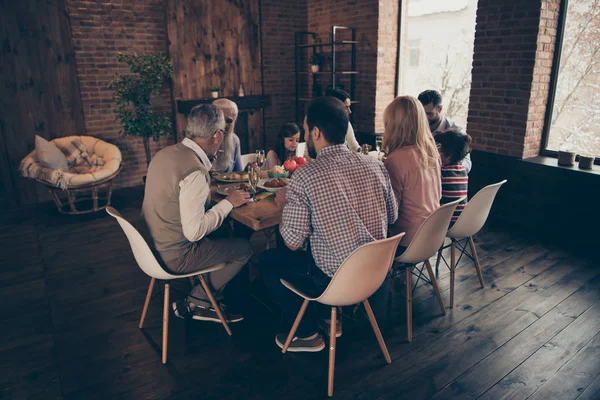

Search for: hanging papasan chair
xmin=20 ymin=135 xmax=122 ymax=215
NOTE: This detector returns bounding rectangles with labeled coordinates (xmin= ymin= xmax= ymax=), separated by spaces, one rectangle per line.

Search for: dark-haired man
xmin=418 ymin=89 xmax=472 ymax=173
xmin=259 ymin=97 xmax=398 ymax=352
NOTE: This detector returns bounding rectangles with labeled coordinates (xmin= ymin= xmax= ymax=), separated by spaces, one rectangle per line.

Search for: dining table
xmin=210 ymin=172 xmax=284 ymax=232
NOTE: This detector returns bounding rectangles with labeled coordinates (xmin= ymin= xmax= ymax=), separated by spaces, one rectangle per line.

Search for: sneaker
xmin=172 ymin=301 xmax=244 ymax=323
xmin=275 ymin=333 xmax=325 ymax=352
xmin=324 ymin=318 xmax=342 ymax=338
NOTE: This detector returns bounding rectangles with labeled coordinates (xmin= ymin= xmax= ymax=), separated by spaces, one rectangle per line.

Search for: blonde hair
xmin=383 ymin=96 xmax=439 ymax=169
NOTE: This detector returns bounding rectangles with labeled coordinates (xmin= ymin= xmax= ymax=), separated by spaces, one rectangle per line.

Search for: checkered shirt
xmin=280 ymin=144 xmax=398 ymax=277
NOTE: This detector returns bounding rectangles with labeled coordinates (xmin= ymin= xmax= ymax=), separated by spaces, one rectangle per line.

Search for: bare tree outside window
xmin=397 ymin=0 xmax=477 ymax=127
xmin=546 ymin=0 xmax=600 ymax=156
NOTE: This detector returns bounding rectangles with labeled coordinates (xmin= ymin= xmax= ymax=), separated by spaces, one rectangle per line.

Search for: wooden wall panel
xmin=167 ymin=0 xmax=263 ymax=149
xmin=0 ymin=0 xmax=86 ymax=205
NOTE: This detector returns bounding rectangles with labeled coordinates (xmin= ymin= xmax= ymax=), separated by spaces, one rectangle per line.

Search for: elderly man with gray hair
xmin=212 ymin=98 xmax=243 ymax=173
xmin=142 ymin=104 xmax=252 ymax=323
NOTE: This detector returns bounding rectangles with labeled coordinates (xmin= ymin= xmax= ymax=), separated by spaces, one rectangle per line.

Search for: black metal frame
xmin=540 ymin=0 xmax=599 ymax=165
xmin=294 ymin=27 xmax=358 ymax=124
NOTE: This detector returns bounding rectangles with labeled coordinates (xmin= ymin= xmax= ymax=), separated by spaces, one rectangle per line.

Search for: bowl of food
xmin=258 ymin=178 xmax=289 ymax=193
xmin=267 ymin=165 xmax=289 ymax=179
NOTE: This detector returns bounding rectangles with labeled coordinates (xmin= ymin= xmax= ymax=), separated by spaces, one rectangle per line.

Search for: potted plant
xmin=310 ymin=53 xmax=323 ymax=73
xmin=109 ymin=53 xmax=173 ymax=167
xmin=210 ymin=87 xmax=221 ymax=98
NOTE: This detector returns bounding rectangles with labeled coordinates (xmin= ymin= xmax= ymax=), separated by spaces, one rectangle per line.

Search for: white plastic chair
xmin=296 ymin=142 xmax=306 ymax=158
xmin=435 ymin=180 xmax=507 ymax=307
xmin=280 ymin=232 xmax=405 ymax=397
xmin=240 ymin=153 xmax=256 ymax=170
xmin=393 ymin=197 xmax=463 ymax=342
xmin=106 ymin=207 xmax=232 ymax=364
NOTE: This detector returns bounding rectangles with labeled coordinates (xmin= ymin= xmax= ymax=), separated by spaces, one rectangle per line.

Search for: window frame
xmin=540 ymin=0 xmax=600 ymax=165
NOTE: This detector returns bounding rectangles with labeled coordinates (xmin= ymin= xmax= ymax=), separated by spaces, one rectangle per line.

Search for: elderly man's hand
xmin=226 ymin=190 xmax=251 ymax=208
xmin=274 ymin=186 xmax=288 ymax=206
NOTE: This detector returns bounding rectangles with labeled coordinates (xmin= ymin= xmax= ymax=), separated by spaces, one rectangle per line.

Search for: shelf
xmin=296 ymin=71 xmax=359 ymax=75
xmin=297 ymin=41 xmax=359 ymax=48
xmin=298 ymin=98 xmax=360 ymax=104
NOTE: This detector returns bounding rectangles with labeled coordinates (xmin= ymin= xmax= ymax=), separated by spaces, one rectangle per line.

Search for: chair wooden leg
xmin=425 ymin=260 xmax=446 ymax=315
xmin=282 ymin=299 xmax=310 ymax=353
xmin=450 ymin=239 xmax=456 ymax=308
xmin=162 ymin=283 xmax=169 ymax=364
xmin=406 ymin=266 xmax=412 ymax=342
xmin=435 ymin=248 xmax=442 ymax=278
xmin=469 ymin=236 xmax=485 ymax=289
xmin=363 ymin=300 xmax=391 ymax=364
xmin=198 ymin=275 xmax=232 ymax=336
xmin=139 ymin=278 xmax=156 ymax=329
xmin=328 ymin=306 xmax=337 ymax=397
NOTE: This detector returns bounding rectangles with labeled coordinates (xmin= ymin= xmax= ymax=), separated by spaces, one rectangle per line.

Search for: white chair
xmin=296 ymin=142 xmax=306 ymax=158
xmin=240 ymin=153 xmax=256 ymax=170
xmin=281 ymin=232 xmax=405 ymax=397
xmin=106 ymin=206 xmax=232 ymax=364
xmin=393 ymin=197 xmax=463 ymax=342
xmin=435 ymin=180 xmax=507 ymax=308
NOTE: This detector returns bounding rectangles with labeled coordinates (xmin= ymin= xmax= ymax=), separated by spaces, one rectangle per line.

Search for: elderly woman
xmin=383 ymin=96 xmax=441 ymax=249
xmin=211 ymin=98 xmax=243 ymax=173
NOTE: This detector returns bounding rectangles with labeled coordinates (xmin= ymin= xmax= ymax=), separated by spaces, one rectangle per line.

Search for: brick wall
xmin=468 ymin=0 xmax=561 ymax=158
xmin=67 ymin=0 xmax=173 ymax=189
xmin=261 ymin=0 xmax=308 ymax=148
xmin=375 ymin=0 xmax=399 ymax=133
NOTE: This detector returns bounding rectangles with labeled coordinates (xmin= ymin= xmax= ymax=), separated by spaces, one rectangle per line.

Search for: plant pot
xmin=578 ymin=155 xmax=595 ymax=170
xmin=211 ymin=91 xmax=219 ymax=99
xmin=311 ymin=65 xmax=319 ymax=73
xmin=557 ymin=150 xmax=576 ymax=166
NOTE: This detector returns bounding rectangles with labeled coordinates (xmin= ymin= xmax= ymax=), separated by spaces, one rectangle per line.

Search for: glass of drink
xmin=247 ymin=164 xmax=261 ymax=202
xmin=256 ymin=149 xmax=266 ymax=171
xmin=375 ymin=136 xmax=383 ymax=160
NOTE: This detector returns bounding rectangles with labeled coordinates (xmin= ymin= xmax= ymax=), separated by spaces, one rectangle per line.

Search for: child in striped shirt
xmin=434 ymin=130 xmax=472 ymax=226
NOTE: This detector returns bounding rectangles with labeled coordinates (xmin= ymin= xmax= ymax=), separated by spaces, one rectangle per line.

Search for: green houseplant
xmin=109 ymin=53 xmax=173 ymax=166
xmin=210 ymin=86 xmax=221 ymax=98
xmin=310 ymin=53 xmax=323 ymax=73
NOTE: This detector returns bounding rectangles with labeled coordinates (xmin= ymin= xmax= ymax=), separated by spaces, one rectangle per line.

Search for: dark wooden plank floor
xmin=1 ymin=189 xmax=599 ymax=400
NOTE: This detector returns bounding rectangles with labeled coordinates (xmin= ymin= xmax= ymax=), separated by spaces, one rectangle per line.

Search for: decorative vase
xmin=311 ymin=65 xmax=319 ymax=73
xmin=211 ymin=91 xmax=219 ymax=99
xmin=557 ymin=150 xmax=576 ymax=166
xmin=578 ymin=155 xmax=595 ymax=170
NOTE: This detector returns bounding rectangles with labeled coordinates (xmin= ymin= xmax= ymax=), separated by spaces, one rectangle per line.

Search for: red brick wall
xmin=375 ymin=0 xmax=399 ymax=133
xmin=261 ymin=0 xmax=308 ymax=148
xmin=468 ymin=0 xmax=561 ymax=158
xmin=67 ymin=0 xmax=173 ymax=189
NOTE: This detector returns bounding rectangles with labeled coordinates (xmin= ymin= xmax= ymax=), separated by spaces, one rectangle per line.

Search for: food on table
xmin=229 ymin=173 xmax=241 ymax=180
xmin=270 ymin=165 xmax=286 ymax=174
xmin=295 ymin=156 xmax=307 ymax=167
xmin=283 ymin=159 xmax=297 ymax=172
xmin=263 ymin=178 xmax=288 ymax=188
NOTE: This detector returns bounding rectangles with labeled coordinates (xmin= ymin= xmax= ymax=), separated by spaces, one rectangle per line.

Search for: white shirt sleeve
xmin=462 ymin=153 xmax=472 ymax=174
xmin=179 ymin=170 xmax=233 ymax=242
xmin=345 ymin=122 xmax=361 ymax=152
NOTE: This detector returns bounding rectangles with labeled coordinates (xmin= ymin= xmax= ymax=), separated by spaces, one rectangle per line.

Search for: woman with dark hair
xmin=326 ymin=88 xmax=361 ymax=152
xmin=266 ymin=123 xmax=301 ymax=169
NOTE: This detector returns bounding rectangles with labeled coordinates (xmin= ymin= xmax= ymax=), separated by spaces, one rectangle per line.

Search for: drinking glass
xmin=247 ymin=164 xmax=261 ymax=202
xmin=256 ymin=149 xmax=266 ymax=170
xmin=375 ymin=136 xmax=383 ymax=160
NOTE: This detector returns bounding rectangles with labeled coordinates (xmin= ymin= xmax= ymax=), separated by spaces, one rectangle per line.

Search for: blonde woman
xmin=383 ymin=96 xmax=441 ymax=248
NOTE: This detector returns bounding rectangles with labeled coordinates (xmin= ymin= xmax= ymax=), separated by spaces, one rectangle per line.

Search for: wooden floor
xmin=2 ymin=190 xmax=600 ymax=400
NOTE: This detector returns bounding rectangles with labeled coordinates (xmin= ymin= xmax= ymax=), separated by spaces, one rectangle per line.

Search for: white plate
xmin=257 ymin=178 xmax=289 ymax=193
xmin=216 ymin=183 xmax=242 ymax=196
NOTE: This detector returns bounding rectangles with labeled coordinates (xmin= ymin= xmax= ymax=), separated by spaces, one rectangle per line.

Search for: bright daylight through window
xmin=397 ymin=0 xmax=478 ymax=128
xmin=545 ymin=0 xmax=600 ymax=157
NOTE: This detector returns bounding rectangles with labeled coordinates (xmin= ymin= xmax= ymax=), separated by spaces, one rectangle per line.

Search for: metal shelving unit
xmin=294 ymin=26 xmax=358 ymax=124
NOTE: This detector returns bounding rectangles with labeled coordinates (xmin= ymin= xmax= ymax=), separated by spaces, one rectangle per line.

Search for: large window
xmin=397 ymin=0 xmax=478 ymax=127
xmin=543 ymin=0 xmax=600 ymax=158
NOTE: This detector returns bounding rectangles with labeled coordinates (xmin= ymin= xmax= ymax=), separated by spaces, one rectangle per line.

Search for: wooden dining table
xmin=209 ymin=178 xmax=284 ymax=232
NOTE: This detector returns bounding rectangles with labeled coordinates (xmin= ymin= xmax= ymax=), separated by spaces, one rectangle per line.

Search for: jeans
xmin=259 ymin=246 xmax=331 ymax=338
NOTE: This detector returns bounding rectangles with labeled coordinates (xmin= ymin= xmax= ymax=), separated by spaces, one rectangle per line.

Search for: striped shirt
xmin=280 ymin=144 xmax=398 ymax=277
xmin=440 ymin=164 xmax=468 ymax=223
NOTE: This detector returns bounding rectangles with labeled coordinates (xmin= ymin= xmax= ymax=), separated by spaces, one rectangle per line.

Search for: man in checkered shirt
xmin=260 ymin=96 xmax=398 ymax=352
